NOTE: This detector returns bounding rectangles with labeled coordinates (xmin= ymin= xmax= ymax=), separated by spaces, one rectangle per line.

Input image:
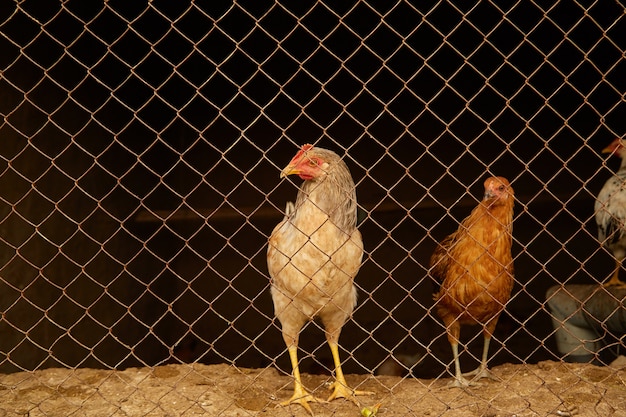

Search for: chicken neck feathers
xmin=294 ymin=152 xmax=358 ymax=233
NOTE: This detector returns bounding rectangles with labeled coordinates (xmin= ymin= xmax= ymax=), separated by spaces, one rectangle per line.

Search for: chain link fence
xmin=1 ymin=0 xmax=625 ymax=415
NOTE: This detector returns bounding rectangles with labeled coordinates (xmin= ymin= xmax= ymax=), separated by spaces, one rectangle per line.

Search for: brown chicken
xmin=430 ymin=176 xmax=514 ymax=387
xmin=267 ymin=144 xmax=371 ymax=413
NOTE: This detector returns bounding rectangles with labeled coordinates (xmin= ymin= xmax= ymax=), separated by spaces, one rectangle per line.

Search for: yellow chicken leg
xmin=326 ymin=342 xmax=374 ymax=404
xmin=604 ymin=259 xmax=626 ymax=287
xmin=278 ymin=346 xmax=325 ymax=415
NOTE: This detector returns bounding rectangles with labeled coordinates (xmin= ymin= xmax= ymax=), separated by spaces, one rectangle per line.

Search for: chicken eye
xmin=498 ymin=185 xmax=505 ymax=192
xmin=307 ymin=159 xmax=318 ymax=167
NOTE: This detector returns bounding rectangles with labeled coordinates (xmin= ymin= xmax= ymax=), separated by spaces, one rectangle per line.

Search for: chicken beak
xmin=280 ymin=164 xmax=299 ymax=178
xmin=602 ymin=145 xmax=615 ymax=154
xmin=602 ymin=138 xmax=624 ymax=154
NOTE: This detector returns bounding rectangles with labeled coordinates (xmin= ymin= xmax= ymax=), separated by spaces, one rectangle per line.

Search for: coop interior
xmin=0 ymin=1 xmax=625 ymax=385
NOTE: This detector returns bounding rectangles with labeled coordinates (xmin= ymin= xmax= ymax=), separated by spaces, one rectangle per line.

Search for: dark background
xmin=0 ymin=0 xmax=625 ymax=378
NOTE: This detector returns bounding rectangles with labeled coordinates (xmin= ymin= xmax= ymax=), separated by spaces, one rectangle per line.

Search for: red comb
xmin=292 ymin=144 xmax=314 ymax=161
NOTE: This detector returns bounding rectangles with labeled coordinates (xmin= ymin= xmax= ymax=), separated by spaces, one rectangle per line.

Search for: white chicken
xmin=595 ymin=137 xmax=626 ymax=287
xmin=267 ymin=144 xmax=372 ymax=414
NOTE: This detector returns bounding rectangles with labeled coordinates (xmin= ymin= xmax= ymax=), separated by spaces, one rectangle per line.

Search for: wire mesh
xmin=0 ymin=0 xmax=625 ymax=415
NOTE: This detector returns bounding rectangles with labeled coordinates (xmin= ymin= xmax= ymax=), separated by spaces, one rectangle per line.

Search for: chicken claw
xmin=462 ymin=364 xmax=499 ymax=382
xmin=326 ymin=380 xmax=374 ymax=404
xmin=447 ymin=375 xmax=477 ymax=388
xmin=447 ymin=364 xmax=499 ymax=388
xmin=325 ymin=342 xmax=374 ymax=404
xmin=277 ymin=388 xmax=326 ymax=416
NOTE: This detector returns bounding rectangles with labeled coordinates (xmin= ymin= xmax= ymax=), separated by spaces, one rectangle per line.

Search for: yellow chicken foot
xmin=327 ymin=342 xmax=374 ymax=404
xmin=278 ymin=346 xmax=326 ymax=415
xmin=604 ymin=261 xmax=626 ymax=288
xmin=279 ymin=386 xmax=325 ymax=416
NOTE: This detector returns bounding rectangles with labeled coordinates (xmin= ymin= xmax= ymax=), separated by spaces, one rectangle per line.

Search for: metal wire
xmin=0 ymin=0 xmax=625 ymax=415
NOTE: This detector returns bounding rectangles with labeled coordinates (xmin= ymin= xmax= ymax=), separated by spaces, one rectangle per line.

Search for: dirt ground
xmin=0 ymin=360 xmax=624 ymax=417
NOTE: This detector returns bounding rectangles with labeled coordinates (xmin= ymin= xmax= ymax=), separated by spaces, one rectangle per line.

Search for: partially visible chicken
xmin=375 ymin=352 xmax=423 ymax=377
xmin=430 ymin=176 xmax=515 ymax=387
xmin=595 ymin=138 xmax=626 ymax=288
xmin=267 ymin=144 xmax=371 ymax=413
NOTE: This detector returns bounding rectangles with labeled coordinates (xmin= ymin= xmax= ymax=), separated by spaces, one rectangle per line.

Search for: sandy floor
xmin=0 ymin=361 xmax=625 ymax=417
